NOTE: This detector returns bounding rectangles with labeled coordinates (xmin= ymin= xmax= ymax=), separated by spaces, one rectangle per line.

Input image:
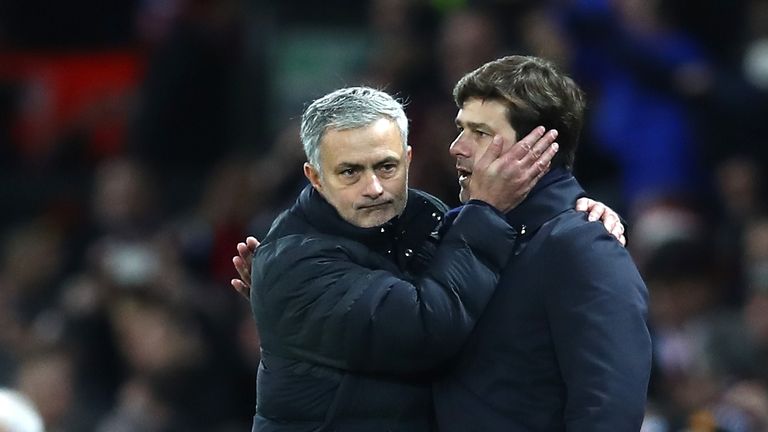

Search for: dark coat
xmin=250 ymin=185 xmax=518 ymax=431
xmin=434 ymin=171 xmax=652 ymax=432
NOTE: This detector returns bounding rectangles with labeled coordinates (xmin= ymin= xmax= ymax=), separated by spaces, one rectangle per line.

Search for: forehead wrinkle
xmin=331 ymin=147 xmax=403 ymax=168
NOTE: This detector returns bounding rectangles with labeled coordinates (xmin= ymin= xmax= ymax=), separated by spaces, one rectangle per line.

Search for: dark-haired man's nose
xmin=449 ymin=133 xmax=471 ymax=158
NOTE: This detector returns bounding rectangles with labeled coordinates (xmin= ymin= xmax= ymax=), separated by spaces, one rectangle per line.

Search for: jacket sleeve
xmin=252 ymin=202 xmax=516 ymax=373
xmin=545 ymin=223 xmax=652 ymax=431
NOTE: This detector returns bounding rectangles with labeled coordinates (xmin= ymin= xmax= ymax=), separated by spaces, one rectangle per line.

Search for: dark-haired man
xmin=434 ymin=55 xmax=651 ymax=431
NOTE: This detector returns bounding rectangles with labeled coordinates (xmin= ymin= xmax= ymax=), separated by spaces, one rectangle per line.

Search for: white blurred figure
xmin=0 ymin=388 xmax=44 ymax=432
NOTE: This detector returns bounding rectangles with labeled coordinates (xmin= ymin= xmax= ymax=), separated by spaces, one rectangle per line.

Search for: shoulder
xmin=261 ymin=206 xmax=313 ymax=243
xmin=545 ymin=210 xmax=619 ymax=250
xmin=257 ymin=204 xmax=349 ymax=270
xmin=539 ymin=210 xmax=647 ymax=298
xmin=252 ymin=233 xmax=375 ymax=306
xmin=257 ymin=232 xmax=357 ymax=267
xmin=539 ymin=210 xmax=637 ymax=272
xmin=256 ymin=226 xmax=388 ymax=283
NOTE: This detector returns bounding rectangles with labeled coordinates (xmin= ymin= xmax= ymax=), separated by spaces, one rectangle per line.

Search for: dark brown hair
xmin=453 ymin=55 xmax=586 ymax=170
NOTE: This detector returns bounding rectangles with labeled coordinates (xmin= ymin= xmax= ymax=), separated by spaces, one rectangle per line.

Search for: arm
xmin=232 ymin=128 xmax=559 ymax=298
xmin=245 ymin=128 xmax=557 ymax=373
xmin=546 ymin=225 xmax=652 ymax=431
xmin=254 ymin=201 xmax=516 ymax=373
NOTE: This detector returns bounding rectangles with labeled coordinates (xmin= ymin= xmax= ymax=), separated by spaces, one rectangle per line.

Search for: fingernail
xmin=588 ymin=215 xmax=597 ymax=221
xmin=552 ymin=142 xmax=559 ymax=151
xmin=551 ymin=130 xmax=559 ymax=138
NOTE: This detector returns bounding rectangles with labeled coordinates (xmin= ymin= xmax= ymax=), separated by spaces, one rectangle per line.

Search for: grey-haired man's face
xmin=304 ymin=118 xmax=412 ymax=228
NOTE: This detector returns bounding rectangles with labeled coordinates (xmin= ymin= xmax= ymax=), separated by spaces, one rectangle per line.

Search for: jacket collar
xmin=504 ymin=168 xmax=587 ymax=236
xmin=295 ymin=185 xmax=442 ymax=249
xmin=296 ymin=186 xmax=394 ymax=246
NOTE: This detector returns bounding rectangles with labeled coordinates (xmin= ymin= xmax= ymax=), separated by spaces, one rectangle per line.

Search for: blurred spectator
xmin=407 ymin=6 xmax=506 ymax=206
xmin=100 ymin=291 xmax=206 ymax=430
xmin=362 ymin=0 xmax=436 ymax=93
xmin=91 ymin=157 xmax=158 ymax=235
xmin=562 ymin=0 xmax=714 ymax=213
xmin=742 ymin=1 xmax=768 ymax=91
xmin=15 ymin=347 xmax=92 ymax=431
xmin=240 ymin=121 xmax=310 ymax=238
xmin=712 ymin=157 xmax=765 ymax=304
xmin=129 ymin=0 xmax=250 ymax=211
xmin=717 ymin=157 xmax=764 ymax=226
xmin=641 ymin=235 xmax=723 ymax=430
xmin=0 ymin=0 xmax=136 ymax=49
xmin=0 ymin=219 xmax=68 ymax=383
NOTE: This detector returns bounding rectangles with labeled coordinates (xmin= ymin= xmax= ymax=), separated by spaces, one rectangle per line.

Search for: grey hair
xmin=300 ymin=87 xmax=409 ymax=170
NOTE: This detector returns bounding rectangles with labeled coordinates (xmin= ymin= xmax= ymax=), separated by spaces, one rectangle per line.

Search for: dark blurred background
xmin=1 ymin=0 xmax=767 ymax=430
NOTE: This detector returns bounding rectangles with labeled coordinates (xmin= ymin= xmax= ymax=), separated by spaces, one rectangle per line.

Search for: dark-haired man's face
xmin=449 ymin=97 xmax=519 ymax=203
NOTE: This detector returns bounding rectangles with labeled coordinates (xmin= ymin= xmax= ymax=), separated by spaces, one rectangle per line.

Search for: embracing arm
xmin=232 ymin=198 xmax=626 ymax=301
xmin=232 ymin=127 xmax=559 ymax=299
xmin=243 ymin=127 xmax=561 ymax=372
xmin=253 ymin=202 xmax=516 ymax=373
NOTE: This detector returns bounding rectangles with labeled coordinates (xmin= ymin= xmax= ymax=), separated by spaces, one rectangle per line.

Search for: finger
xmin=237 ymin=241 xmax=248 ymax=255
xmin=237 ymin=242 xmax=252 ymax=261
xmin=519 ymin=156 xmax=551 ymax=193
xmin=611 ymin=224 xmax=624 ymax=241
xmin=540 ymin=142 xmax=558 ymax=167
xmin=231 ymin=279 xmax=251 ymax=300
xmin=603 ymin=211 xmax=620 ymax=228
xmin=233 ymin=255 xmax=242 ymax=272
xmin=509 ymin=126 xmax=546 ymax=160
xmin=231 ymin=278 xmax=244 ymax=291
xmin=519 ymin=142 xmax=557 ymax=180
xmin=575 ymin=197 xmax=593 ymax=212
xmin=619 ymin=234 xmax=627 ymax=247
xmin=233 ymin=256 xmax=251 ymax=281
xmin=531 ymin=160 xmax=550 ymax=184
xmin=513 ymin=157 xmax=552 ymax=204
xmin=246 ymin=236 xmax=260 ymax=251
xmin=528 ymin=129 xmax=558 ymax=162
xmin=588 ymin=203 xmax=606 ymax=222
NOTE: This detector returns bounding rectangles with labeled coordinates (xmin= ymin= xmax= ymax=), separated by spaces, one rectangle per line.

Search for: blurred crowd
xmin=0 ymin=0 xmax=767 ymax=431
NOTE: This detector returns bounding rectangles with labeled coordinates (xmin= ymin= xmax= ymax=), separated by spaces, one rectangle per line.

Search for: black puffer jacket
xmin=250 ymin=185 xmax=517 ymax=432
